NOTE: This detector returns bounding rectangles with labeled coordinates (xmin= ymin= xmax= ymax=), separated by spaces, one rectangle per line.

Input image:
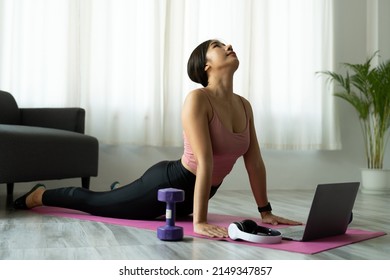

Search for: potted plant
xmin=319 ymin=52 xmax=390 ymax=194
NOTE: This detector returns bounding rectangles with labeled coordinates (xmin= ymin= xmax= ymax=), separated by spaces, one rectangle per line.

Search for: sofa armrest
xmin=20 ymin=108 xmax=85 ymax=133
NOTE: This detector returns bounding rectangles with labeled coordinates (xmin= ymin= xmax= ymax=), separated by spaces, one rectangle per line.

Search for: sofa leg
xmin=81 ymin=177 xmax=90 ymax=189
xmin=7 ymin=183 xmax=14 ymax=196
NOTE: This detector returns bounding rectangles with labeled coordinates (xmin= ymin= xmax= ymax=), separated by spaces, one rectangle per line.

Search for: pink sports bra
xmin=182 ymin=94 xmax=250 ymax=185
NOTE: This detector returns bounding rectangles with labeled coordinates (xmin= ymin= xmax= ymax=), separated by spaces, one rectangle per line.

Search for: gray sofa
xmin=0 ymin=90 xmax=99 ymax=196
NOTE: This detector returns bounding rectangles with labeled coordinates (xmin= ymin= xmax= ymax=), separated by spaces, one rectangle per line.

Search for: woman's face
xmin=205 ymin=40 xmax=239 ymax=72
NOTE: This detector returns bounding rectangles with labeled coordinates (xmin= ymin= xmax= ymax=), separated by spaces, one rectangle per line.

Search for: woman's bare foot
xmin=13 ymin=184 xmax=46 ymax=209
xmin=25 ymin=186 xmax=45 ymax=208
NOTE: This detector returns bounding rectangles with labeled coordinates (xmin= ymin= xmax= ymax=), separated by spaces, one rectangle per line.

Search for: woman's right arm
xmin=182 ymin=90 xmax=228 ymax=238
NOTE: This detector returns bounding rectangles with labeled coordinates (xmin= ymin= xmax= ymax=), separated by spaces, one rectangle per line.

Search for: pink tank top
xmin=182 ymin=95 xmax=250 ymax=185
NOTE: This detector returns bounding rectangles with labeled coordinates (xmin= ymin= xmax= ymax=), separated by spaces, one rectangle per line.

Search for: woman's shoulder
xmin=184 ymin=88 xmax=209 ymax=106
xmin=234 ymin=94 xmax=253 ymax=113
xmin=183 ymin=88 xmax=211 ymax=115
xmin=233 ymin=93 xmax=248 ymax=102
xmin=187 ymin=87 xmax=207 ymax=98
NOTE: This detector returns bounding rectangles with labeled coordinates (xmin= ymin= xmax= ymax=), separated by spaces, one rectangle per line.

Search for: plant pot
xmin=361 ymin=168 xmax=390 ymax=194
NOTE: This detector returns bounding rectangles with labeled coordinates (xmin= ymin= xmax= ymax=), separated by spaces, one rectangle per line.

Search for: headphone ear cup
xmin=228 ymin=220 xmax=260 ymax=240
xmin=241 ymin=219 xmax=258 ymax=234
xmin=228 ymin=222 xmax=241 ymax=240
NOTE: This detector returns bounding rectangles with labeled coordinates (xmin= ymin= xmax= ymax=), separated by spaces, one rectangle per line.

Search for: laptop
xmin=278 ymin=182 xmax=360 ymax=241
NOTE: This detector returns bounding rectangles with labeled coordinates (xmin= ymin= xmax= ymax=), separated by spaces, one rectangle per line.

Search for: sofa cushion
xmin=0 ymin=124 xmax=99 ymax=183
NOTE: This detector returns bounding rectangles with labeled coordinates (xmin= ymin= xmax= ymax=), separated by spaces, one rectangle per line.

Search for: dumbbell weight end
xmin=157 ymin=225 xmax=184 ymax=241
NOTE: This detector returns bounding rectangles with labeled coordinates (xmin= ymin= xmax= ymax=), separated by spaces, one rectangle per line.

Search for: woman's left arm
xmin=242 ymin=99 xmax=301 ymax=225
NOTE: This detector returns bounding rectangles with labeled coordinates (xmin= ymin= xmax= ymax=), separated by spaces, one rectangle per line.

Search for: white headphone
xmin=228 ymin=219 xmax=282 ymax=244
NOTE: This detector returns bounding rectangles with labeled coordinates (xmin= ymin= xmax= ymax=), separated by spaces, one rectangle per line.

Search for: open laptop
xmin=278 ymin=182 xmax=360 ymax=241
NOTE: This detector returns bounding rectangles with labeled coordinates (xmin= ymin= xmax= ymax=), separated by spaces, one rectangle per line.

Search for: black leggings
xmin=42 ymin=159 xmax=220 ymax=220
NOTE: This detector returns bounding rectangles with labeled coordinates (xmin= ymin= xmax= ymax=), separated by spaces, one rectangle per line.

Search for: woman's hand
xmin=194 ymin=222 xmax=228 ymax=238
xmin=261 ymin=212 xmax=302 ymax=226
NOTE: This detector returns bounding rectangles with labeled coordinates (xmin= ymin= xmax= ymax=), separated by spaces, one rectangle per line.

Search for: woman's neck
xmin=206 ymin=76 xmax=234 ymax=97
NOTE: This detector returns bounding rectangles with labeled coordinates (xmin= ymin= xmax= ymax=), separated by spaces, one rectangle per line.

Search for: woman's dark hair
xmin=187 ymin=40 xmax=213 ymax=87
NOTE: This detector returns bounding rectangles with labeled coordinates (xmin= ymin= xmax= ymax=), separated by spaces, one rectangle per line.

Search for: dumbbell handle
xmin=165 ymin=202 xmax=175 ymax=227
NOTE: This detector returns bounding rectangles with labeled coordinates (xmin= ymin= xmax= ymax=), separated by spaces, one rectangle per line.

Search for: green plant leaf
xmin=318 ymin=51 xmax=390 ymax=169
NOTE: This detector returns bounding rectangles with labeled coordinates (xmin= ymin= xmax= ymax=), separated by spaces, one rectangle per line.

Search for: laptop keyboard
xmin=280 ymin=226 xmax=305 ymax=239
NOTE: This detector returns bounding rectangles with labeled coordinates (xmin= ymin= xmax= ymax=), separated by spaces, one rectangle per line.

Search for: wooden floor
xmin=0 ymin=186 xmax=388 ymax=260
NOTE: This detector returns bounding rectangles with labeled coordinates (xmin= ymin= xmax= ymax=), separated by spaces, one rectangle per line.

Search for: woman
xmin=14 ymin=39 xmax=300 ymax=238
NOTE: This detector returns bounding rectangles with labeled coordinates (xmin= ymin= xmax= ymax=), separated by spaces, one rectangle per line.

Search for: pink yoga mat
xmin=32 ymin=207 xmax=386 ymax=254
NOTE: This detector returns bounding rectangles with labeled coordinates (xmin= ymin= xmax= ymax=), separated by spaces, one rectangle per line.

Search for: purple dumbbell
xmin=157 ymin=188 xmax=185 ymax=241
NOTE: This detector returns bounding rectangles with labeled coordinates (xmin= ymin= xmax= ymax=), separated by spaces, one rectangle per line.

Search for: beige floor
xmin=0 ymin=185 xmax=388 ymax=260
